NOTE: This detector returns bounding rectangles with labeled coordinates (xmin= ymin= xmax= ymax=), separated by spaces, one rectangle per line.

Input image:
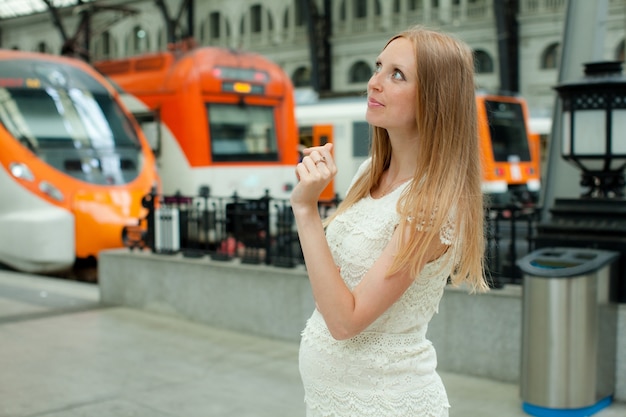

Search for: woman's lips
xmin=368 ymin=97 xmax=384 ymax=107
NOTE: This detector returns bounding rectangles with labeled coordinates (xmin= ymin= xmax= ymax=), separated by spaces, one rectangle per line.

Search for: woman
xmin=290 ymin=25 xmax=489 ymax=417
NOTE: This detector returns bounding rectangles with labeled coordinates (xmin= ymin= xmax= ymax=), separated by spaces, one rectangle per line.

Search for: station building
xmin=1 ymin=0 xmax=625 ymax=131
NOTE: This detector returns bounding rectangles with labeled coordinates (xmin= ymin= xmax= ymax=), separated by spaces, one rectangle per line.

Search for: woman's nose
xmin=368 ymin=72 xmax=381 ymax=91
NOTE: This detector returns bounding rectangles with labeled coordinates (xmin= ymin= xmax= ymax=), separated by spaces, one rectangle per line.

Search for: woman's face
xmin=365 ymin=37 xmax=418 ymax=135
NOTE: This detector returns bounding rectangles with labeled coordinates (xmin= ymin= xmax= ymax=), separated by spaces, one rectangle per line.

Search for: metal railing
xmin=485 ymin=204 xmax=541 ymax=287
xmin=124 ymin=189 xmax=540 ymax=287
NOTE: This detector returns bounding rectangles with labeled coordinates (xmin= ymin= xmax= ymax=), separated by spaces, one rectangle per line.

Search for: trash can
xmin=517 ymin=247 xmax=619 ymax=417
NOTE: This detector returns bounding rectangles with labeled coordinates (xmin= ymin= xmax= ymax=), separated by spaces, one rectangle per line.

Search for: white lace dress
xmin=299 ymin=175 xmax=455 ymax=417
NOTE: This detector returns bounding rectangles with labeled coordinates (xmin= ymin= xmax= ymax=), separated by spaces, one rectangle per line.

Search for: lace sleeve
xmin=439 ymin=216 xmax=455 ymax=245
xmin=407 ymin=209 xmax=456 ymax=246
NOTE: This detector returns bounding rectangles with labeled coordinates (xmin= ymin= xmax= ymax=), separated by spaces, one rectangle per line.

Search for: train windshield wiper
xmin=18 ymin=135 xmax=38 ymax=154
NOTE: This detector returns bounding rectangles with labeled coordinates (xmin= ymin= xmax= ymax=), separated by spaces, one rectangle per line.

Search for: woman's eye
xmin=374 ymin=63 xmax=382 ymax=73
xmin=392 ymin=70 xmax=404 ymax=80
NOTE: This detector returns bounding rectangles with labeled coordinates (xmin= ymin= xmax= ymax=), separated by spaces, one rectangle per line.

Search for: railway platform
xmin=1 ymin=268 xmax=625 ymax=417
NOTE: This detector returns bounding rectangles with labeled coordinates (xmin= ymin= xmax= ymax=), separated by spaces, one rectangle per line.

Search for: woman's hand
xmin=290 ymin=143 xmax=336 ymax=210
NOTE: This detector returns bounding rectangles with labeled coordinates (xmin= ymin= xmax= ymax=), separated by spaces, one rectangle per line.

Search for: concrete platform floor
xmin=0 ymin=269 xmax=625 ymax=417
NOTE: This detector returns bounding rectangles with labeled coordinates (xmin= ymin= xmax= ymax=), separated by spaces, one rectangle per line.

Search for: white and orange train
xmin=94 ymin=44 xmax=300 ymax=200
xmin=0 ymin=51 xmax=159 ymax=274
xmin=296 ymin=93 xmax=543 ymax=204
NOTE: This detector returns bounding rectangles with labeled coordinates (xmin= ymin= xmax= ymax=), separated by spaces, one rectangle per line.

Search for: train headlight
xmin=9 ymin=162 xmax=35 ymax=181
xmin=39 ymin=181 xmax=64 ymax=202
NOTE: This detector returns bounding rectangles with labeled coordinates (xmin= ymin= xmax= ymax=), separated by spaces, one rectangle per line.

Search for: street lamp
xmin=555 ymin=61 xmax=626 ymax=197
xmin=524 ymin=61 xmax=626 ymax=417
xmin=534 ymin=61 xmax=626 ymax=304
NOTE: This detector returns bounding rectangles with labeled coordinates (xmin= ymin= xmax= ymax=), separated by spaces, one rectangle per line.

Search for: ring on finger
xmin=315 ymin=156 xmax=327 ymax=165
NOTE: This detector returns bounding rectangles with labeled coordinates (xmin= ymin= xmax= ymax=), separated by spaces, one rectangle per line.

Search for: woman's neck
xmin=386 ymin=137 xmax=418 ymax=180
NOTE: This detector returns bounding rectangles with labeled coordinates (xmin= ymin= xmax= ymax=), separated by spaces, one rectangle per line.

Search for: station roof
xmin=0 ymin=0 xmax=95 ymax=20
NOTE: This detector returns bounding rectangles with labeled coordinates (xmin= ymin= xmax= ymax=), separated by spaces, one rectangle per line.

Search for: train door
xmin=313 ymin=125 xmax=334 ymax=201
xmin=298 ymin=124 xmax=335 ymax=201
xmin=528 ymin=131 xmax=542 ymax=179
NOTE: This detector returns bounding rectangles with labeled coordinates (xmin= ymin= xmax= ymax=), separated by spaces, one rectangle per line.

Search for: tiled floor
xmin=0 ymin=270 xmax=624 ymax=417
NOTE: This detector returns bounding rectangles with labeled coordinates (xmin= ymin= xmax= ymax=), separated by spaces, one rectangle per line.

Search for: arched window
xmin=132 ymin=25 xmax=150 ymax=54
xmin=202 ymin=11 xmax=231 ymax=44
xmin=36 ymin=41 xmax=50 ymax=53
xmin=355 ymin=0 xmax=381 ymax=16
xmin=157 ymin=28 xmax=166 ymax=50
xmin=394 ymin=0 xmax=421 ymax=13
xmin=284 ymin=0 xmax=307 ymax=32
xmin=616 ymin=39 xmax=625 ymax=62
xmin=375 ymin=0 xmax=382 ymax=15
xmin=208 ymin=12 xmax=222 ymax=39
xmin=102 ymin=31 xmax=112 ymax=56
xmin=355 ymin=0 xmax=368 ymax=18
xmin=339 ymin=0 xmax=381 ymax=30
xmin=349 ymin=61 xmax=372 ymax=83
xmin=292 ymin=66 xmax=311 ymax=87
xmin=240 ymin=4 xmax=273 ymax=35
xmin=93 ymin=31 xmax=113 ymax=60
xmin=251 ymin=5 xmax=262 ymax=33
xmin=541 ymin=42 xmax=560 ymax=70
xmin=473 ymin=49 xmax=494 ymax=74
xmin=294 ymin=0 xmax=306 ymax=27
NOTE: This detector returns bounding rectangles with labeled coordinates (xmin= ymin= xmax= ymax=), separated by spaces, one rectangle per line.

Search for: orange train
xmin=296 ymin=93 xmax=542 ymax=204
xmin=0 ymin=51 xmax=159 ymax=274
xmin=94 ymin=45 xmax=300 ymax=199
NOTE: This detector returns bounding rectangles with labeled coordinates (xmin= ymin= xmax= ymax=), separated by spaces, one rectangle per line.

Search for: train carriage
xmin=0 ymin=51 xmax=159 ymax=274
xmin=94 ymin=46 xmax=300 ymax=200
xmin=296 ymin=93 xmax=542 ymax=205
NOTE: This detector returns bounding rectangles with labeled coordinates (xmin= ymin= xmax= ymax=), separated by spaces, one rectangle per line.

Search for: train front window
xmin=484 ymin=100 xmax=531 ymax=162
xmin=0 ymin=86 xmax=139 ymax=151
xmin=207 ymin=103 xmax=278 ymax=162
xmin=0 ymin=58 xmax=145 ymax=185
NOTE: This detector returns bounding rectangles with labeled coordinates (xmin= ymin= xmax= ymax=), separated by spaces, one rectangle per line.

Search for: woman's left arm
xmin=291 ymin=145 xmax=446 ymax=340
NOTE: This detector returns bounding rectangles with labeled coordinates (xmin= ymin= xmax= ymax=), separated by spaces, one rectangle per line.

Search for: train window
xmin=474 ymin=50 xmax=494 ymax=74
xmin=1 ymin=86 xmax=143 ymax=183
xmin=91 ymin=93 xmax=142 ymax=149
xmin=133 ymin=111 xmax=161 ymax=156
xmin=0 ymin=59 xmax=142 ymax=185
xmin=485 ymin=100 xmax=531 ymax=162
xmin=207 ymin=103 xmax=278 ymax=162
xmin=2 ymin=87 xmax=139 ymax=151
xmin=352 ymin=121 xmax=370 ymax=157
xmin=299 ymin=127 xmax=313 ymax=147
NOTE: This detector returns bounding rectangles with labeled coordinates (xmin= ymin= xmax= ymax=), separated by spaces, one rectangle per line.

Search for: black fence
xmin=123 ymin=189 xmax=541 ymax=287
xmin=484 ymin=204 xmax=541 ymax=287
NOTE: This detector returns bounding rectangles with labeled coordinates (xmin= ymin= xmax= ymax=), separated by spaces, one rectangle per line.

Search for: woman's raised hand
xmin=291 ymin=142 xmax=337 ymax=209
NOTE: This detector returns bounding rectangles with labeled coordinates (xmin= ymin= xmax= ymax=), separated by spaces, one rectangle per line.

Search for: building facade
xmin=1 ymin=0 xmax=625 ymax=124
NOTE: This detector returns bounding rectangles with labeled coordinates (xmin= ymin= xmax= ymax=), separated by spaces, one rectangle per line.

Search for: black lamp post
xmin=535 ymin=61 xmax=626 ymax=303
xmin=554 ymin=61 xmax=626 ymax=198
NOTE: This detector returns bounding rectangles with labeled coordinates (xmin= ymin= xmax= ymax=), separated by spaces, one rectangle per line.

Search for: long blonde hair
xmin=327 ymin=26 xmax=488 ymax=292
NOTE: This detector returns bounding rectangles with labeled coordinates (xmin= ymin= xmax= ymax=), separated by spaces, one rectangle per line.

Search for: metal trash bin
xmin=517 ymin=247 xmax=619 ymax=417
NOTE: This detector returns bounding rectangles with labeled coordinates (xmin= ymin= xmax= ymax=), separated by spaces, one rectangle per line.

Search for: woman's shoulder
xmin=346 ymin=157 xmax=372 ymax=191
xmin=355 ymin=157 xmax=372 ymax=177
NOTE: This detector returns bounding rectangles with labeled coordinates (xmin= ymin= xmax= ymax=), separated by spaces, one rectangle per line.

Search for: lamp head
xmin=554 ymin=61 xmax=626 ymax=197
